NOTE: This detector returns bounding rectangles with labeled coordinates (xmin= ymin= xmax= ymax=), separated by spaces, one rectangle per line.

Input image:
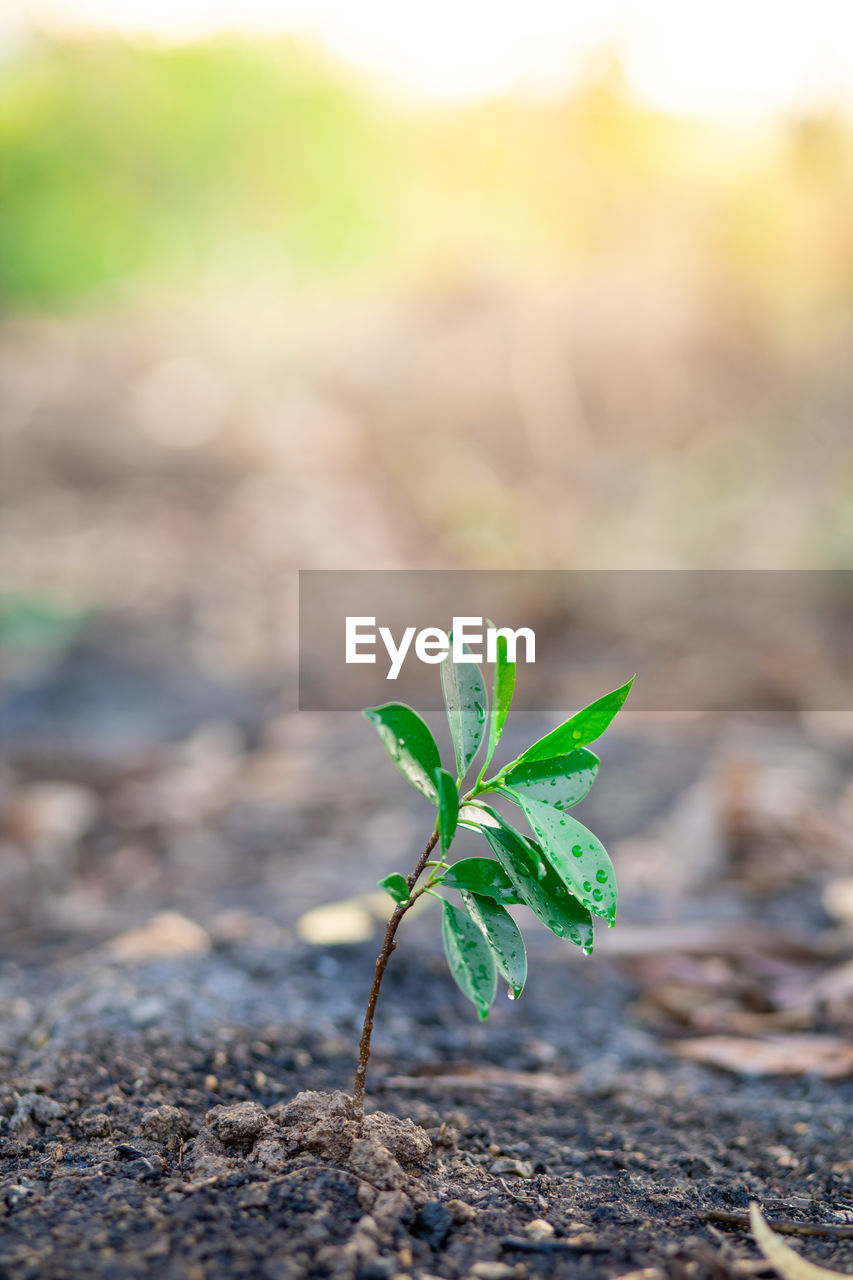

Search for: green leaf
xmin=513 ymin=677 xmax=634 ymax=765
xmin=460 ymin=890 xmax=527 ymax=998
xmin=378 ymin=873 xmax=409 ymax=904
xmin=499 ymin=748 xmax=599 ymax=811
xmin=441 ymin=898 xmax=497 ymax=1019
xmin=440 ymin=857 xmax=523 ymax=905
xmin=481 ymin=625 xmax=516 ymax=774
xmin=480 ymin=820 xmax=594 ymax=952
xmin=440 ymin=634 xmax=488 ymax=782
xmin=363 ymin=702 xmax=441 ymax=803
xmin=513 ymin=797 xmax=617 ymax=924
xmin=434 ymin=767 xmax=459 ymax=857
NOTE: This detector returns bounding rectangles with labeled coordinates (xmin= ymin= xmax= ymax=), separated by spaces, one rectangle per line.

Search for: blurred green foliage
xmin=0 ymin=592 xmax=92 ymax=650
xmin=0 ymin=35 xmax=852 ymax=317
xmin=0 ymin=37 xmax=393 ymax=306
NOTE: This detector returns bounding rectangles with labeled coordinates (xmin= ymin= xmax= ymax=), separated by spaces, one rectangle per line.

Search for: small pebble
xmin=489 ymin=1157 xmax=534 ymax=1179
xmin=106 ymin=911 xmax=211 ymax=962
xmin=6 ymin=1184 xmax=36 ymax=1207
xmin=469 ymin=1263 xmax=516 ymax=1280
xmin=524 ymin=1219 xmax=555 ymax=1241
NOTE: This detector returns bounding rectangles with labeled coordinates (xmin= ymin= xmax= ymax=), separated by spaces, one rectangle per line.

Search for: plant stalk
xmin=352 ymin=828 xmax=439 ymax=1116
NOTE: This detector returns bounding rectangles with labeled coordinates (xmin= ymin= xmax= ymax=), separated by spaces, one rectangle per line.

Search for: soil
xmin=2 ymin=889 xmax=852 ymax=1280
xmin=2 ymin=639 xmax=853 ymax=1279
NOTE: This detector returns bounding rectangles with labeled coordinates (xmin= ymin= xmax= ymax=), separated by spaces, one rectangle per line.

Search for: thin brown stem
xmin=702 ymin=1210 xmax=853 ymax=1240
xmin=352 ymin=828 xmax=439 ymax=1116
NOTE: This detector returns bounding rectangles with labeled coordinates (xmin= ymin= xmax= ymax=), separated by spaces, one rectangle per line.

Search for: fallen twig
xmin=703 ymin=1210 xmax=853 ymax=1241
xmin=501 ymin=1235 xmax=610 ymax=1254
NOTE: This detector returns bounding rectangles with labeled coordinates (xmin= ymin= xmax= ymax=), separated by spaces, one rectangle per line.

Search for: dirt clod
xmin=361 ymin=1112 xmax=432 ymax=1167
xmin=372 ymin=1189 xmax=414 ymax=1226
xmin=447 ymin=1199 xmax=477 ymax=1223
xmin=140 ymin=1103 xmax=191 ymax=1145
xmin=206 ymin=1100 xmax=269 ymax=1148
xmin=9 ymin=1092 xmax=65 ymax=1130
xmin=78 ymin=1110 xmax=112 ymax=1138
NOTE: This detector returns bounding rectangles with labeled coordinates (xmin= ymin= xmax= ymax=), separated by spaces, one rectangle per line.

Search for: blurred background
xmin=2 ymin=0 xmax=853 ymax=1035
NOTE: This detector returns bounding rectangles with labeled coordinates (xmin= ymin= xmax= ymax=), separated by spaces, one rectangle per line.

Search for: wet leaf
xmin=434 ymin=766 xmax=459 ymax=857
xmin=441 ymin=632 xmax=488 ymax=782
xmin=460 ymin=889 xmax=527 ymax=997
xmin=514 ymin=797 xmax=617 ymax=923
xmin=512 ymin=677 xmax=634 ymax=765
xmin=441 ymin=898 xmax=497 ymax=1019
xmin=499 ymin=748 xmax=599 ymax=811
xmin=440 ymin=856 xmax=523 ymax=905
xmin=378 ymin=873 xmax=409 ymax=904
xmin=363 ymin=702 xmax=441 ymax=803
xmin=480 ymin=819 xmax=595 ymax=951
xmin=481 ymin=625 xmax=516 ymax=774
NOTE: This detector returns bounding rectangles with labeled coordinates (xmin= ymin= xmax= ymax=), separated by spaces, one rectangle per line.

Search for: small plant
xmin=352 ymin=628 xmax=633 ymax=1115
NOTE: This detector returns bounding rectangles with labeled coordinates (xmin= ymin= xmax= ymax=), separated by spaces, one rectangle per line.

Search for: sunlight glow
xmin=16 ymin=0 xmax=853 ymax=116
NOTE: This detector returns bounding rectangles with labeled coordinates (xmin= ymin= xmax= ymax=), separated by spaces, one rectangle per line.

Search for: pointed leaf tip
xmin=363 ymin=702 xmax=442 ymax=803
xmin=480 ymin=623 xmax=516 ymax=775
xmin=514 ymin=676 xmax=634 ymax=764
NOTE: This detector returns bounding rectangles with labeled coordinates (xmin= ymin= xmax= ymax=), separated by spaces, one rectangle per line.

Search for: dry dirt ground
xmin=1 ymin=679 xmax=852 ymax=1280
xmin=0 ymin=909 xmax=852 ymax=1280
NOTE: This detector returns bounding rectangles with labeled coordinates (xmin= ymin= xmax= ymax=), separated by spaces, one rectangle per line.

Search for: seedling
xmin=352 ymin=627 xmax=633 ymax=1115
